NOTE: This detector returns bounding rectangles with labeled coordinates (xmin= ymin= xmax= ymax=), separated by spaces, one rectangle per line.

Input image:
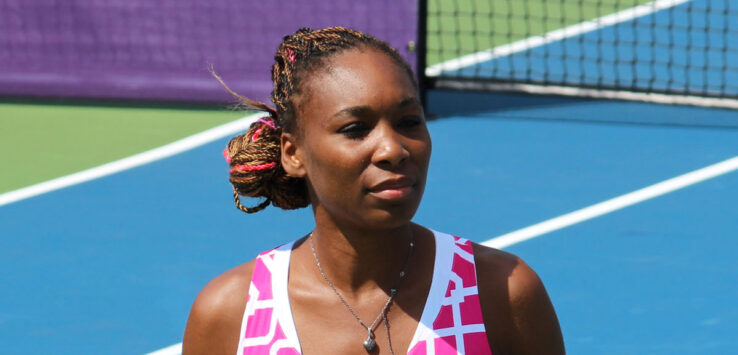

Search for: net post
xmin=416 ymin=0 xmax=429 ymax=113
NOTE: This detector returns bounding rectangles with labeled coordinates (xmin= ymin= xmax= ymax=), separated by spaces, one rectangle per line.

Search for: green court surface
xmin=0 ymin=102 xmax=242 ymax=193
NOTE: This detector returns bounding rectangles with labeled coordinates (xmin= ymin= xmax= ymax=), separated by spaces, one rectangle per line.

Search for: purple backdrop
xmin=0 ymin=0 xmax=418 ymax=103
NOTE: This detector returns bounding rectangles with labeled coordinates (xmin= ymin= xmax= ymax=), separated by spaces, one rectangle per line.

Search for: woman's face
xmin=283 ymin=47 xmax=431 ymax=230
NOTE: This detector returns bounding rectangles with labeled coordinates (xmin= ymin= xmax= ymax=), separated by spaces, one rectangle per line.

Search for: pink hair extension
xmin=287 ymin=49 xmax=296 ymax=63
xmin=257 ymin=118 xmax=276 ymax=128
xmin=223 ymin=148 xmax=232 ymax=163
xmin=230 ymin=162 xmax=276 ymax=173
xmin=251 ymin=118 xmax=277 ymax=141
xmin=251 ymin=128 xmax=264 ymax=142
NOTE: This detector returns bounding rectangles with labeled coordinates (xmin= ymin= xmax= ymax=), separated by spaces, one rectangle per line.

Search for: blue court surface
xmin=1 ymin=89 xmax=737 ymax=354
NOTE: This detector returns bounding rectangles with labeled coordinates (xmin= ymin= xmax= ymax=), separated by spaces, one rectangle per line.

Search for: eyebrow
xmin=333 ymin=105 xmax=373 ymax=118
xmin=397 ymin=97 xmax=421 ymax=108
xmin=332 ymin=97 xmax=421 ymax=118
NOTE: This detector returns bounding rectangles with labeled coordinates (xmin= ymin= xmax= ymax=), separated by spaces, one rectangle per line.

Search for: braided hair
xmin=222 ymin=27 xmax=417 ymax=214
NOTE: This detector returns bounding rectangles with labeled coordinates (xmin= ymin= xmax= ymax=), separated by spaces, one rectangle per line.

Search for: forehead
xmin=297 ymin=48 xmax=417 ymax=119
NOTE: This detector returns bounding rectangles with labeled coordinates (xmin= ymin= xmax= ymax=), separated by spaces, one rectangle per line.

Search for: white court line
xmin=435 ymin=82 xmax=738 ymax=111
xmin=147 ymin=155 xmax=738 ymax=355
xmin=484 ymin=155 xmax=738 ymax=249
xmin=145 ymin=343 xmax=182 ymax=355
xmin=425 ymin=0 xmax=692 ymax=77
xmin=0 ymin=113 xmax=261 ymax=207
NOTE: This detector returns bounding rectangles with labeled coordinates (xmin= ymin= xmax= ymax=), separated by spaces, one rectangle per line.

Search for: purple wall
xmin=0 ymin=0 xmax=418 ymax=104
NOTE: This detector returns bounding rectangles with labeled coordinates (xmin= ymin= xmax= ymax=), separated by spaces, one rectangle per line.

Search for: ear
xmin=281 ymin=132 xmax=307 ymax=178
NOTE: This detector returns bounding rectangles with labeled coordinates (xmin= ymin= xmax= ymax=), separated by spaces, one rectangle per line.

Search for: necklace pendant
xmin=363 ymin=336 xmax=377 ymax=352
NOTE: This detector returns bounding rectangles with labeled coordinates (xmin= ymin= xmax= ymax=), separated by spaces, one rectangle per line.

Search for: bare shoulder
xmin=182 ymin=260 xmax=256 ymax=355
xmin=473 ymin=243 xmax=565 ymax=355
xmin=472 ymin=245 xmax=543 ymax=305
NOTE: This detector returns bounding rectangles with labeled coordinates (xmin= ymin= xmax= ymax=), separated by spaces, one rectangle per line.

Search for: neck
xmin=309 ymin=218 xmax=416 ymax=294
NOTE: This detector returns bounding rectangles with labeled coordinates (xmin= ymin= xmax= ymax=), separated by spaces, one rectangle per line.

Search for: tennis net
xmin=424 ymin=0 xmax=738 ymax=109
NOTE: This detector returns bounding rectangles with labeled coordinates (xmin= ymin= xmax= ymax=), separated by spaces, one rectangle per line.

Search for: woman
xmin=183 ymin=27 xmax=564 ymax=355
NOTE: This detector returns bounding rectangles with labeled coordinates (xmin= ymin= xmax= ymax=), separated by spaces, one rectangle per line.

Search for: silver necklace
xmin=309 ymin=233 xmax=414 ymax=354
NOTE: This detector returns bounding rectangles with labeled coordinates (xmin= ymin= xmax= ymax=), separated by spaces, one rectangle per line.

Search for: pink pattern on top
xmin=237 ymin=247 xmax=300 ymax=355
xmin=237 ymin=233 xmax=492 ymax=355
xmin=408 ymin=236 xmax=493 ymax=355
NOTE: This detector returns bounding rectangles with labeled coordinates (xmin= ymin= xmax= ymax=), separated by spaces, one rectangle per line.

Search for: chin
xmin=363 ymin=203 xmax=421 ymax=230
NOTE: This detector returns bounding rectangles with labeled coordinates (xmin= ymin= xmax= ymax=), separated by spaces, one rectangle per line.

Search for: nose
xmin=371 ymin=124 xmax=410 ymax=167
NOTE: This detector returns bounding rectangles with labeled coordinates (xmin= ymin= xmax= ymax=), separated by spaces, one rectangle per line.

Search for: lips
xmin=367 ymin=177 xmax=416 ymax=200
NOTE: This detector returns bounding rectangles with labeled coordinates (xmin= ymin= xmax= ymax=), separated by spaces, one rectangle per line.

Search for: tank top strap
xmin=407 ymin=231 xmax=493 ymax=355
xmin=236 ymin=242 xmax=301 ymax=355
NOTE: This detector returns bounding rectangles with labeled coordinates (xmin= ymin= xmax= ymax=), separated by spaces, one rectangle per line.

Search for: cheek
xmin=305 ymin=143 xmax=368 ymax=196
xmin=412 ymin=131 xmax=432 ymax=168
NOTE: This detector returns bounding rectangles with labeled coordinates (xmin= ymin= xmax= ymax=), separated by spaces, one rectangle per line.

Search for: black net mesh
xmin=425 ymin=0 xmax=738 ymax=106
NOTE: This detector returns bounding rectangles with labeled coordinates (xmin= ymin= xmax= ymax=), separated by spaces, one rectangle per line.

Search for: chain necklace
xmin=309 ymin=233 xmax=414 ymax=354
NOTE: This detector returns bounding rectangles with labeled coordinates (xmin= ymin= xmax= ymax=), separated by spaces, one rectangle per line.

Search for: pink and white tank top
xmin=236 ymin=230 xmax=493 ymax=355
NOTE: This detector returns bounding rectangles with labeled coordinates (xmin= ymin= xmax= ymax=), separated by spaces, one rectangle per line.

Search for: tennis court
xmin=1 ymin=1 xmax=737 ymax=354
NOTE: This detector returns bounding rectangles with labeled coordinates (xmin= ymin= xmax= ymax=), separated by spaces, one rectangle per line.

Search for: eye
xmin=397 ymin=115 xmax=423 ymax=129
xmin=337 ymin=121 xmax=370 ymax=139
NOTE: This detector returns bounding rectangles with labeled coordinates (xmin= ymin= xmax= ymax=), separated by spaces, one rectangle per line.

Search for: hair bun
xmin=226 ymin=118 xmax=309 ymax=213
